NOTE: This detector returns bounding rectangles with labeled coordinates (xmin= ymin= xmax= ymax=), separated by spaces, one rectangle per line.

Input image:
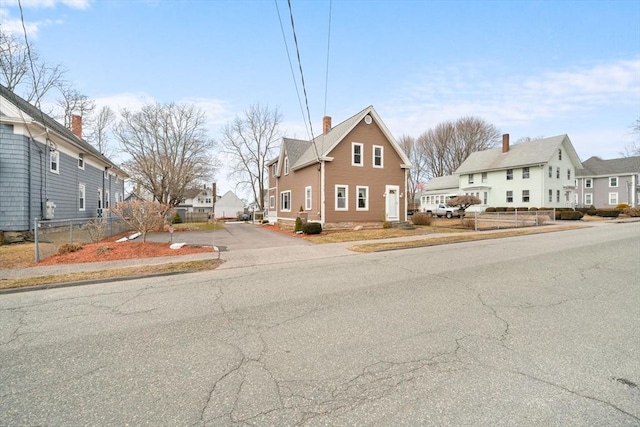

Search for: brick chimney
xmin=71 ymin=114 xmax=82 ymax=139
xmin=502 ymin=133 xmax=510 ymax=153
xmin=323 ymin=116 xmax=332 ymax=135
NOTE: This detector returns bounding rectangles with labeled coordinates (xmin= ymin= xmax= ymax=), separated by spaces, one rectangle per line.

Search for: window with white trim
xmin=50 ymin=150 xmax=60 ymax=174
xmin=468 ymin=174 xmax=474 ymax=184
xmin=506 ymin=191 xmax=513 ymax=203
xmin=556 ymin=190 xmax=560 ymax=203
xmin=352 ymin=143 xmax=363 ymax=166
xmin=284 ymin=157 xmax=289 ymax=175
xmin=78 ymin=153 xmax=84 ymax=169
xmin=481 ymin=172 xmax=487 ymax=183
xmin=567 ymin=169 xmax=571 ymax=180
xmin=105 ymin=190 xmax=110 ymax=209
xmin=305 ymin=186 xmax=312 ymax=210
xmin=609 ymin=177 xmax=618 ymax=187
xmin=585 ymin=178 xmax=592 ymax=188
xmin=272 ymin=163 xmax=277 ymax=177
xmin=548 ymin=189 xmax=553 ymax=203
xmin=584 ymin=193 xmax=592 ymax=205
xmin=522 ymin=190 xmax=530 ymax=203
xmin=79 ymin=184 xmax=85 ymax=211
xmin=522 ymin=167 xmax=530 ymax=179
xmin=558 ymin=149 xmax=562 ymax=160
xmin=280 ymin=191 xmax=291 ymax=211
xmin=548 ymin=166 xmax=552 ymax=178
xmin=269 ymin=195 xmax=275 ymax=209
xmin=373 ymin=145 xmax=383 ymax=168
xmin=609 ymin=192 xmax=618 ymax=205
xmin=556 ymin=167 xmax=560 ymax=179
xmin=335 ymin=185 xmax=348 ymax=210
xmin=506 ymin=169 xmax=513 ymax=180
xmin=97 ymin=189 xmax=103 ymax=210
xmin=356 ymin=186 xmax=369 ymax=211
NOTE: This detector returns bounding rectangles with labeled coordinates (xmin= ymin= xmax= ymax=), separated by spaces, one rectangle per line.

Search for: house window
xmin=481 ymin=172 xmax=487 ymax=183
xmin=79 ymin=184 xmax=85 ymax=211
xmin=50 ymin=150 xmax=60 ymax=174
xmin=522 ymin=190 xmax=530 ymax=203
xmin=280 ymin=191 xmax=291 ymax=211
xmin=78 ymin=153 xmax=84 ymax=169
xmin=272 ymin=163 xmax=277 ymax=177
xmin=269 ymin=195 xmax=275 ymax=209
xmin=585 ymin=178 xmax=592 ymax=188
xmin=373 ymin=145 xmax=383 ymax=168
xmin=558 ymin=149 xmax=562 ymax=160
xmin=352 ymin=143 xmax=363 ymax=166
xmin=548 ymin=166 xmax=553 ymax=178
xmin=483 ymin=192 xmax=488 ymax=204
xmin=556 ymin=190 xmax=560 ymax=203
xmin=522 ymin=167 xmax=530 ymax=179
xmin=556 ymin=167 xmax=560 ymax=179
xmin=305 ymin=186 xmax=312 ymax=210
xmin=584 ymin=193 xmax=593 ymax=205
xmin=105 ymin=191 xmax=110 ymax=209
xmin=98 ymin=189 xmax=103 ymax=210
xmin=356 ymin=186 xmax=369 ymax=211
xmin=284 ymin=157 xmax=289 ymax=175
xmin=549 ymin=189 xmax=553 ymax=203
xmin=567 ymin=169 xmax=571 ymax=180
xmin=609 ymin=177 xmax=618 ymax=187
xmin=506 ymin=191 xmax=513 ymax=203
xmin=114 ymin=192 xmax=120 ymax=205
xmin=609 ymin=192 xmax=618 ymax=205
xmin=468 ymin=174 xmax=474 ymax=184
xmin=506 ymin=169 xmax=513 ymax=180
xmin=335 ymin=185 xmax=348 ymax=211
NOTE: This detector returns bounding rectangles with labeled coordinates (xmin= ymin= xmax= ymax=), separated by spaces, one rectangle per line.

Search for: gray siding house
xmin=0 ymin=84 xmax=127 ymax=234
xmin=575 ymin=156 xmax=640 ymax=207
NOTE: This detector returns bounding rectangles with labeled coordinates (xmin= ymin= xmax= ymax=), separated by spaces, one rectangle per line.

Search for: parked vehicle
xmin=424 ymin=203 xmax=463 ymax=218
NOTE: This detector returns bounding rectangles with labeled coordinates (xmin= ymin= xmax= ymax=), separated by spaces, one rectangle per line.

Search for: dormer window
xmin=352 ymin=143 xmax=363 ymax=166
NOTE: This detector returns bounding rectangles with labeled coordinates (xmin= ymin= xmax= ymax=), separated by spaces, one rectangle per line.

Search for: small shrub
xmin=382 ymin=221 xmax=392 ymax=229
xmin=172 ymin=212 xmax=183 ymax=224
xmin=596 ymin=209 xmax=621 ymax=218
xmin=616 ymin=203 xmax=630 ymax=210
xmin=294 ymin=216 xmax=303 ymax=232
xmin=261 ymin=219 xmax=269 ymax=224
xmin=528 ymin=207 xmax=539 ymax=211
xmin=57 ymin=242 xmax=83 ymax=255
xmin=560 ymin=211 xmax=584 ymax=220
xmin=622 ymin=207 xmax=640 ymax=217
xmin=506 ymin=207 xmax=516 ymax=212
xmin=515 ymin=207 xmax=528 ymax=212
xmin=495 ymin=207 xmax=507 ymax=212
xmin=485 ymin=207 xmax=496 ymax=212
xmin=411 ymin=212 xmax=432 ymax=226
xmin=95 ymin=246 xmax=112 ymax=256
xmin=302 ymin=222 xmax=322 ymax=234
xmin=85 ymin=218 xmax=107 ymax=243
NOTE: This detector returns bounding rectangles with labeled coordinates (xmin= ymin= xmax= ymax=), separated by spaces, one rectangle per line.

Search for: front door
xmin=385 ymin=185 xmax=399 ymax=221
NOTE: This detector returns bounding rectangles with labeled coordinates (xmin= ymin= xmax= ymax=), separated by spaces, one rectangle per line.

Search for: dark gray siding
xmin=0 ymin=123 xmax=30 ymax=230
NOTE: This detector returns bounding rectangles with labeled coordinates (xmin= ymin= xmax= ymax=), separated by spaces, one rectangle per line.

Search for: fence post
xmin=34 ymin=218 xmax=40 ymax=263
xmin=515 ymin=210 xmax=518 ymax=228
xmin=474 ymin=211 xmax=478 ymax=231
xmin=69 ymin=219 xmax=73 ymax=243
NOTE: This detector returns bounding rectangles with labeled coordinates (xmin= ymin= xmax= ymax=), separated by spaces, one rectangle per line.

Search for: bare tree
xmin=113 ymin=102 xmax=217 ymax=207
xmin=56 ymin=87 xmax=95 ymax=130
xmin=86 ymin=105 xmax=116 ymax=157
xmin=514 ymin=136 xmax=544 ymax=144
xmin=219 ymin=104 xmax=281 ymax=210
xmin=110 ymin=200 xmax=174 ymax=243
xmin=621 ymin=117 xmax=640 ymax=157
xmin=0 ymin=28 xmax=66 ymax=104
xmin=418 ymin=117 xmax=500 ymax=178
xmin=398 ymin=134 xmax=429 ymax=205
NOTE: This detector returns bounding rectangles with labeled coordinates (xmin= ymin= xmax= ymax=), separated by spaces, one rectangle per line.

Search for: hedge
xmin=560 ymin=211 xmax=584 ymax=220
xmin=303 ymin=222 xmax=322 ymax=234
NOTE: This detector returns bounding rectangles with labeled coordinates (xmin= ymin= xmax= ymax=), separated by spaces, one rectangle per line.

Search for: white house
xmin=418 ymin=174 xmax=460 ymax=212
xmin=214 ymin=190 xmax=245 ymax=219
xmin=454 ymin=134 xmax=583 ymax=210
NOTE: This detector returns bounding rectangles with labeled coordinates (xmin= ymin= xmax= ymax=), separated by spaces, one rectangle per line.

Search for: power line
xmin=323 ymin=0 xmax=332 ymax=119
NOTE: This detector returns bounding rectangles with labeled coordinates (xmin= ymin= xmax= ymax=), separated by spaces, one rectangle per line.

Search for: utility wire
xmin=323 ymin=0 xmax=332 ymax=119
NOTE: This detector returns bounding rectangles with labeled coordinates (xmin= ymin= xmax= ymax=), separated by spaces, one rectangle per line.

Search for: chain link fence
xmin=34 ymin=216 xmax=132 ymax=262
xmin=465 ymin=209 xmax=556 ymax=231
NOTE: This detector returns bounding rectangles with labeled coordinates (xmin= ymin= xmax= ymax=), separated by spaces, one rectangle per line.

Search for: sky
xmin=2 ymin=0 xmax=640 ymax=197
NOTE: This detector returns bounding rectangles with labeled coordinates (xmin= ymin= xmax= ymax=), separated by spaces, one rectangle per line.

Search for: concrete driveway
xmin=144 ymin=221 xmax=312 ymax=252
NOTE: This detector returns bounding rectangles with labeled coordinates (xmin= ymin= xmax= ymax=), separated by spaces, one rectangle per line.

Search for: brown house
xmin=267 ymin=106 xmax=412 ymax=229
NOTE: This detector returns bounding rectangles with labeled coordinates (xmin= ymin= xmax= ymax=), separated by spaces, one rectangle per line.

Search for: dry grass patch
xmin=349 ymin=224 xmax=586 ymax=252
xmin=0 ymin=259 xmax=223 ymax=290
xmin=0 ymin=243 xmax=52 ymax=270
xmin=306 ymin=228 xmax=425 ymax=244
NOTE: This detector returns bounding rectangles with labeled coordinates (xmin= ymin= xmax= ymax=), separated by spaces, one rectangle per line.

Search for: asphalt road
xmin=1 ymin=223 xmax=639 ymax=426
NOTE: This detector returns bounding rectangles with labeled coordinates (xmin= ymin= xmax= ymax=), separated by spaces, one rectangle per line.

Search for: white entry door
xmin=385 ymin=185 xmax=399 ymax=221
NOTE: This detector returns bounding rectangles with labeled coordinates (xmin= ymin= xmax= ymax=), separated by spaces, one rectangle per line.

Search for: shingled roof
xmin=577 ymin=155 xmax=640 ymax=177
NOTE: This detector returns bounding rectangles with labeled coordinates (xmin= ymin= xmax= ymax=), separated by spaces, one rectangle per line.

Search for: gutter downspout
xmin=28 ymin=138 xmax=32 ymax=230
xmin=320 ymin=160 xmax=326 ymax=225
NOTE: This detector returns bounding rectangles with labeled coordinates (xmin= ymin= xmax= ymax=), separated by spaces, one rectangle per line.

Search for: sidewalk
xmin=1 ymin=219 xmax=635 ymax=291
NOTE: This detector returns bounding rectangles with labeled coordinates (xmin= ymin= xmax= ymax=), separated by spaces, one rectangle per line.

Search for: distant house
xmin=267 ymin=105 xmax=412 ymax=228
xmin=454 ymin=134 xmax=583 ymax=210
xmin=576 ymin=155 xmax=640 ymax=207
xmin=214 ymin=190 xmax=245 ymax=219
xmin=418 ymin=174 xmax=460 ymax=212
xmin=178 ymin=186 xmax=216 ymax=214
xmin=0 ymin=84 xmax=127 ymax=235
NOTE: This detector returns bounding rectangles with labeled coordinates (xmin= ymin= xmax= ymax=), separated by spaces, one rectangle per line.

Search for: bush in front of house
xmin=294 ymin=217 xmax=303 ymax=232
xmin=595 ymin=209 xmax=621 ymax=218
xmin=411 ymin=212 xmax=432 ymax=226
xmin=485 ymin=207 xmax=496 ymax=212
xmin=560 ymin=211 xmax=584 ymax=220
xmin=528 ymin=207 xmax=539 ymax=211
xmin=303 ymin=222 xmax=322 ymax=234
xmin=172 ymin=212 xmax=183 ymax=224
xmin=622 ymin=207 xmax=640 ymax=217
xmin=616 ymin=203 xmax=630 ymax=210
xmin=57 ymin=242 xmax=83 ymax=255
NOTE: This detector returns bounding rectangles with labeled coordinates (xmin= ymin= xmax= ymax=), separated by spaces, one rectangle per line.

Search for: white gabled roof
xmin=455 ymin=134 xmax=583 ymax=174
